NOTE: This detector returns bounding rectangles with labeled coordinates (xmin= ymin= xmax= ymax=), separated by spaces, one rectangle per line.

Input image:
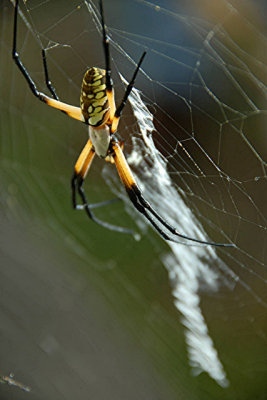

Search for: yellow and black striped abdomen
xmin=80 ymin=67 xmax=109 ymax=126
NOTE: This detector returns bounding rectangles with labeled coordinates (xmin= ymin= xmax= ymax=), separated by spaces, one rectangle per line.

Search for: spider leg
xmin=111 ymin=51 xmax=146 ymax=134
xmin=12 ymin=0 xmax=82 ymax=122
xmin=112 ymin=141 xmax=233 ymax=247
xmin=114 ymin=52 xmax=146 ymax=119
xmin=99 ymin=0 xmax=111 ymax=92
xmin=99 ymin=0 xmax=117 ymax=122
xmin=42 ymin=49 xmax=59 ymax=100
xmin=42 ymin=49 xmax=73 ymax=120
xmin=72 ymin=139 xmax=95 ymax=208
xmin=72 ymin=139 xmax=133 ymax=234
xmin=99 ymin=0 xmax=146 ymax=131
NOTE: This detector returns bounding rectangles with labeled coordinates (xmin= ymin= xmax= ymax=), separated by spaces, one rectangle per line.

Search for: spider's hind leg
xmin=111 ymin=140 xmax=233 ymax=247
xmin=71 ymin=173 xmax=119 ymax=211
xmin=72 ymin=139 xmax=134 ymax=235
xmin=72 ymin=173 xmax=133 ymax=235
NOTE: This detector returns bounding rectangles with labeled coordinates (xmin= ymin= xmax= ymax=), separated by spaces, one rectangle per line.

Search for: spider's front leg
xmin=13 ymin=0 xmax=83 ymax=122
xmin=42 ymin=49 xmax=59 ymax=100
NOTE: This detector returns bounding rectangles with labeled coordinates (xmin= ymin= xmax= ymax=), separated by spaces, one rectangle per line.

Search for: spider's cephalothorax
xmin=12 ymin=0 xmax=233 ymax=247
xmin=81 ymin=67 xmax=110 ymax=127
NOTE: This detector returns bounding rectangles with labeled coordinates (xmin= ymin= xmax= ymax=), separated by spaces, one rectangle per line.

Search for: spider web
xmin=0 ymin=0 xmax=266 ymax=399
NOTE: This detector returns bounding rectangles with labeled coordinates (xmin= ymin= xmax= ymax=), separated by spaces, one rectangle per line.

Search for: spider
xmin=12 ymin=0 xmax=233 ymax=247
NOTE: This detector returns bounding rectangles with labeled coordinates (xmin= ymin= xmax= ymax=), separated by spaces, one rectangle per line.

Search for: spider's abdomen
xmin=80 ymin=67 xmax=109 ymax=127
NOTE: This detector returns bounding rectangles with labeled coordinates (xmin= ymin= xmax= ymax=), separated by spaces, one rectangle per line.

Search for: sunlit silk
xmin=123 ymin=75 xmax=229 ymax=387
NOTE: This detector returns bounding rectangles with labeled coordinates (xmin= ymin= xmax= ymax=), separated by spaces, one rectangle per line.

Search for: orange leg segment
xmin=74 ymin=139 xmax=95 ymax=178
xmin=111 ymin=141 xmax=137 ymax=189
xmin=106 ymin=88 xmax=116 ymax=121
xmin=42 ymin=95 xmax=82 ymax=122
xmin=110 ymin=115 xmax=120 ymax=134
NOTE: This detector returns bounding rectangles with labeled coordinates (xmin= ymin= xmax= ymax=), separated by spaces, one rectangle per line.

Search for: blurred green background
xmin=0 ymin=0 xmax=266 ymax=399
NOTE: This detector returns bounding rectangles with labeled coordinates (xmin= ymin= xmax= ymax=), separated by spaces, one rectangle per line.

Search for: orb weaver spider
xmin=12 ymin=0 xmax=233 ymax=247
